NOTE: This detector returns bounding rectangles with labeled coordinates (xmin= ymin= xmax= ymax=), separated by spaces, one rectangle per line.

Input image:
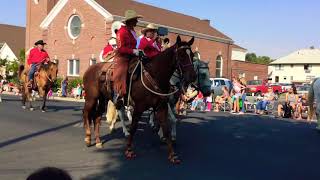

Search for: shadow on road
xmin=80 ymin=112 xmax=320 ymax=180
xmin=0 ymin=120 xmax=81 ymax=149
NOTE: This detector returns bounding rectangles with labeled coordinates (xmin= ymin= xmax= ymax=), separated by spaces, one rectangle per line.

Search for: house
xmin=231 ymin=44 xmax=268 ymax=81
xmin=26 ymin=0 xmax=237 ymax=78
xmin=269 ymin=47 xmax=320 ymax=83
xmin=0 ymin=24 xmax=26 ymax=61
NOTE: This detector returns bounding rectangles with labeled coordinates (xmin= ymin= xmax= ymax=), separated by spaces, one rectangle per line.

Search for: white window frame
xmin=67 ymin=59 xmax=80 ymax=77
xmin=275 ymin=64 xmax=284 ymax=71
xmin=90 ymin=58 xmax=97 ymax=66
xmin=215 ymin=56 xmax=223 ymax=78
xmin=67 ymin=15 xmax=82 ymax=40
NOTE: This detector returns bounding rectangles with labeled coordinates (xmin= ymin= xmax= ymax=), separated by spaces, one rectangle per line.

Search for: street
xmin=0 ymin=94 xmax=320 ymax=180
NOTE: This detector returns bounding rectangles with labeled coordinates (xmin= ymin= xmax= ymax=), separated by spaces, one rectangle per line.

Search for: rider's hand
xmin=133 ymin=49 xmax=145 ymax=57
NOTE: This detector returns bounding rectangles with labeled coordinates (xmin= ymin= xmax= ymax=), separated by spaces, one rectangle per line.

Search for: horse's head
xmin=174 ymin=36 xmax=197 ymax=88
xmin=42 ymin=61 xmax=59 ymax=82
xmin=193 ymin=60 xmax=211 ymax=96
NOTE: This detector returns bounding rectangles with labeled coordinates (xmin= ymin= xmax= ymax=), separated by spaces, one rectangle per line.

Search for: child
xmin=205 ymin=94 xmax=213 ymax=111
xmin=47 ymin=88 xmax=53 ymax=99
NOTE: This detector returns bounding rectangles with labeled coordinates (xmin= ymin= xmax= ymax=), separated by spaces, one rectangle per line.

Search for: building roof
xmin=0 ymin=24 xmax=25 ymax=57
xmin=232 ymin=44 xmax=247 ymax=51
xmin=271 ymin=48 xmax=320 ymax=65
xmin=96 ymin=0 xmax=232 ymax=42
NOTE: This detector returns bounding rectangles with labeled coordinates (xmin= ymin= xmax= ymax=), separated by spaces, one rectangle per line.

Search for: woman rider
xmin=138 ymin=23 xmax=161 ymax=58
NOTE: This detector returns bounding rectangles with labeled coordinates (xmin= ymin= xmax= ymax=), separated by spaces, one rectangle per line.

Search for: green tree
xmin=246 ymin=53 xmax=272 ymax=65
xmin=0 ymin=58 xmax=8 ymax=66
xmin=245 ymin=53 xmax=257 ymax=62
xmin=18 ymin=49 xmax=26 ymax=64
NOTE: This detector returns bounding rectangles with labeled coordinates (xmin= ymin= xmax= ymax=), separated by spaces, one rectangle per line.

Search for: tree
xmin=245 ymin=53 xmax=272 ymax=65
xmin=19 ymin=49 xmax=26 ymax=64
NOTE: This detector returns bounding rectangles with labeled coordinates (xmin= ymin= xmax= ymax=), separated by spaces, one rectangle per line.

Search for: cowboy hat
xmin=141 ymin=23 xmax=158 ymax=34
xmin=34 ymin=40 xmax=47 ymax=46
xmin=123 ymin=10 xmax=143 ymax=22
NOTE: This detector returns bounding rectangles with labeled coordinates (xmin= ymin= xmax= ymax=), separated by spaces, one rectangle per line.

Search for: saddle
xmin=25 ymin=63 xmax=46 ymax=90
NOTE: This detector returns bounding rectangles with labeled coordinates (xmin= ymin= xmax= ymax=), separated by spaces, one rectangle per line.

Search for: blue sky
xmin=0 ymin=0 xmax=319 ymax=59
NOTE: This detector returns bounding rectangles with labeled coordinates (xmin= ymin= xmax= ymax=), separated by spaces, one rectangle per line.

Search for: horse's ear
xmin=176 ymin=35 xmax=182 ymax=45
xmin=188 ymin=36 xmax=195 ymax=46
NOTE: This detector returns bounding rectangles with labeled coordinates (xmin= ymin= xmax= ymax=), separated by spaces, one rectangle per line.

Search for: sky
xmin=0 ymin=0 xmax=319 ymax=59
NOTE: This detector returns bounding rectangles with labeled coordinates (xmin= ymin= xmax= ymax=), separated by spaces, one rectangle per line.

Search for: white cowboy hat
xmin=111 ymin=21 xmax=124 ymax=38
xmin=141 ymin=23 xmax=158 ymax=34
xmin=123 ymin=10 xmax=143 ymax=22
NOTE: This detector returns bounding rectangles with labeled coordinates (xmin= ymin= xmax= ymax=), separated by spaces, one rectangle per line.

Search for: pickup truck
xmin=247 ymin=80 xmax=282 ymax=96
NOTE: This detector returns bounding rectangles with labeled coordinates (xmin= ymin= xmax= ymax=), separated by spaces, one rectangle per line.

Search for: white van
xmin=210 ymin=78 xmax=232 ymax=96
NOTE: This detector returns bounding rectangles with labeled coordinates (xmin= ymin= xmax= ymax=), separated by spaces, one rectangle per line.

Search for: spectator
xmin=76 ymin=83 xmax=82 ymax=99
xmin=61 ymin=77 xmax=68 ymax=97
xmin=277 ymin=87 xmax=298 ymax=117
xmin=178 ymin=85 xmax=198 ymax=115
xmin=231 ymin=77 xmax=246 ymax=113
xmin=47 ymin=88 xmax=53 ymax=99
xmin=256 ymin=87 xmax=275 ymax=114
xmin=297 ymin=93 xmax=308 ymax=120
xmin=26 ymin=167 xmax=72 ymax=180
xmin=214 ymin=86 xmax=230 ymax=112
xmin=239 ymin=78 xmax=247 ymax=115
xmin=205 ymin=94 xmax=213 ymax=111
xmin=190 ymin=91 xmax=204 ymax=111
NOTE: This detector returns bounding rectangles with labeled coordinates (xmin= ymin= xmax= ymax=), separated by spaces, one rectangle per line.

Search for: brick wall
xmin=27 ymin=0 xmax=232 ymax=79
xmin=231 ymin=60 xmax=268 ymax=80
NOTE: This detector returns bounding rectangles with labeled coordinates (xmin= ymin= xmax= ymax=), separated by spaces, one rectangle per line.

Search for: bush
xmin=68 ymin=77 xmax=83 ymax=93
xmin=52 ymin=77 xmax=62 ymax=92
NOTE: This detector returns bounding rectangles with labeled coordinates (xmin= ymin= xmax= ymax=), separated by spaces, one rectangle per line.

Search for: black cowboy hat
xmin=34 ymin=40 xmax=47 ymax=46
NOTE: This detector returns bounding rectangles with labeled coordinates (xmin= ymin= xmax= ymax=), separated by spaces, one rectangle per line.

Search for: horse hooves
xmin=169 ymin=154 xmax=181 ymax=165
xmin=95 ymin=143 xmax=103 ymax=149
xmin=41 ymin=110 xmax=46 ymax=113
xmin=125 ymin=149 xmax=137 ymax=159
xmin=84 ymin=138 xmax=91 ymax=147
xmin=22 ymin=106 xmax=26 ymax=109
xmin=30 ymin=108 xmax=34 ymax=111
xmin=124 ymin=132 xmax=130 ymax=137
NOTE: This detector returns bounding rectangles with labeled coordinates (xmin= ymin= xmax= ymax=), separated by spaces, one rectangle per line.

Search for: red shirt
xmin=27 ymin=48 xmax=49 ymax=65
xmin=116 ymin=26 xmax=137 ymax=55
xmin=102 ymin=44 xmax=114 ymax=57
xmin=138 ymin=36 xmax=161 ymax=58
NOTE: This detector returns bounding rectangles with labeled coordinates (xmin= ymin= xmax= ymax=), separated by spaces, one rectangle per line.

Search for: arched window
xmin=216 ymin=56 xmax=223 ymax=77
xmin=67 ymin=15 xmax=82 ymax=39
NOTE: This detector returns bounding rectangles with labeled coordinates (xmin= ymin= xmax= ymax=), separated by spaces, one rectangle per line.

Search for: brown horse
xmin=18 ymin=61 xmax=58 ymax=111
xmin=82 ymin=36 xmax=196 ymax=164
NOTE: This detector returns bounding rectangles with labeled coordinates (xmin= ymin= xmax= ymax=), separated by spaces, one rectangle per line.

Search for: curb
xmin=1 ymin=91 xmax=85 ymax=103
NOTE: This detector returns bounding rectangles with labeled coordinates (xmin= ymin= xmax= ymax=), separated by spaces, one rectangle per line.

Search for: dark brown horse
xmin=82 ymin=36 xmax=196 ymax=164
xmin=18 ymin=61 xmax=58 ymax=111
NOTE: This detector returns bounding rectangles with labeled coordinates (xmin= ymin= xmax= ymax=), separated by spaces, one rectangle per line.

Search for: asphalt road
xmin=0 ymin=94 xmax=320 ymax=180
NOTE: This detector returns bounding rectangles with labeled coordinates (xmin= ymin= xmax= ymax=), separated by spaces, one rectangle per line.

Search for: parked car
xmin=247 ymin=80 xmax=282 ymax=96
xmin=210 ymin=78 xmax=232 ymax=96
xmin=296 ymin=85 xmax=310 ymax=95
xmin=279 ymin=83 xmax=293 ymax=92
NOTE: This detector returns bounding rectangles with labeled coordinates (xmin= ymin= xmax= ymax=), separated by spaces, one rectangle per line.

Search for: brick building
xmin=26 ymin=0 xmax=266 ymax=80
xmin=231 ymin=44 xmax=268 ymax=81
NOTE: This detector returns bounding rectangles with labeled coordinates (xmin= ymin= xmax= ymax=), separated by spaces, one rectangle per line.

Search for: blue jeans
xmin=28 ymin=63 xmax=37 ymax=80
xmin=256 ymin=100 xmax=269 ymax=110
xmin=241 ymin=94 xmax=246 ymax=112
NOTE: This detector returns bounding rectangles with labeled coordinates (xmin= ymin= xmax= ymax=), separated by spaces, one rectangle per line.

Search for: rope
xmin=140 ymin=61 xmax=179 ymax=96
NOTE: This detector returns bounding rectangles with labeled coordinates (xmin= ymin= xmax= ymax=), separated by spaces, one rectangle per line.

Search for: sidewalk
xmin=1 ymin=91 xmax=85 ymax=103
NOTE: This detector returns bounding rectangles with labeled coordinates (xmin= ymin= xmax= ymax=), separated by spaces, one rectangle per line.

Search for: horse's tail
xmin=18 ymin=64 xmax=25 ymax=79
xmin=308 ymin=78 xmax=318 ymax=120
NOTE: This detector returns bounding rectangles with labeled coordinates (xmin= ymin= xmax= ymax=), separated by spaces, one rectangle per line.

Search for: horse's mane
xmin=39 ymin=61 xmax=57 ymax=72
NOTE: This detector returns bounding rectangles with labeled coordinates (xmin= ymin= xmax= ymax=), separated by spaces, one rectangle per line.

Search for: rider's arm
xmin=27 ymin=48 xmax=34 ymax=65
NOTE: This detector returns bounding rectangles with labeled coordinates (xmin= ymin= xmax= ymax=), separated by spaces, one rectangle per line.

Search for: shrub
xmin=52 ymin=77 xmax=62 ymax=92
xmin=67 ymin=77 xmax=83 ymax=93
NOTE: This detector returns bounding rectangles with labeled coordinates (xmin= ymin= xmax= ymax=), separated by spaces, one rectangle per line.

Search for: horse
xmin=82 ymin=35 xmax=196 ymax=164
xmin=18 ymin=61 xmax=58 ymax=111
xmin=308 ymin=78 xmax=320 ymax=130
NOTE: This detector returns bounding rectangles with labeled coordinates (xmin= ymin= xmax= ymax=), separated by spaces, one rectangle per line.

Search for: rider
xmin=102 ymin=21 xmax=124 ymax=61
xmin=113 ymin=10 xmax=143 ymax=106
xmin=138 ymin=23 xmax=162 ymax=58
xmin=27 ymin=40 xmax=49 ymax=88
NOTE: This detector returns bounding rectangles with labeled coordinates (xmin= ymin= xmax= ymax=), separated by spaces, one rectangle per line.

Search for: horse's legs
xmin=125 ymin=110 xmax=142 ymax=159
xmin=40 ymin=88 xmax=48 ymax=112
xmin=83 ymin=99 xmax=96 ymax=147
xmin=21 ymin=87 xmax=27 ymax=109
xmin=94 ymin=97 xmax=105 ymax=148
xmin=168 ymin=103 xmax=177 ymax=142
xmin=156 ymin=103 xmax=180 ymax=164
xmin=118 ymin=107 xmax=130 ymax=137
